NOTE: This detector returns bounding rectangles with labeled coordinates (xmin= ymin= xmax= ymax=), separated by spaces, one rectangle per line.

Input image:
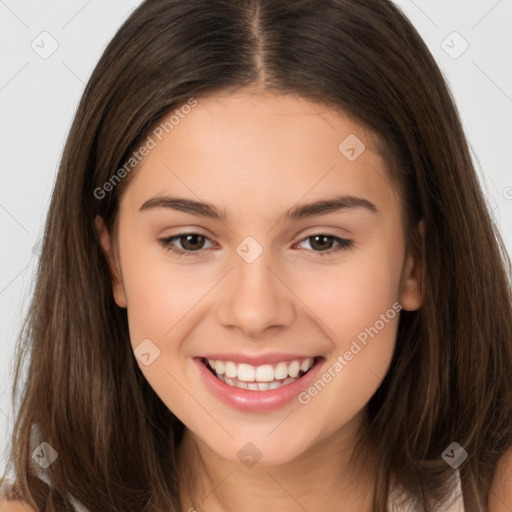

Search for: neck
xmin=177 ymin=409 xmax=376 ymax=512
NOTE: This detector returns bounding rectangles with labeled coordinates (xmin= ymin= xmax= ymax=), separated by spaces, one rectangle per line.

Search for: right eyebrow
xmin=139 ymin=196 xmax=227 ymax=221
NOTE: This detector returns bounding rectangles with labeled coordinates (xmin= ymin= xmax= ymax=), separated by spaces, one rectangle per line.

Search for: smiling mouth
xmin=200 ymin=356 xmax=321 ymax=391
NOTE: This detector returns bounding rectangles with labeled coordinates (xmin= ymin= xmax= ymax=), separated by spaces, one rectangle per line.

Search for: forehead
xmin=153 ymin=90 xmax=382 ymax=160
xmin=120 ymin=91 xmax=399 ymax=220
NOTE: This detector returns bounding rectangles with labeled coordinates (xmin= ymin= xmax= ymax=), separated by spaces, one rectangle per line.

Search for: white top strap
xmin=388 ymin=470 xmax=464 ymax=511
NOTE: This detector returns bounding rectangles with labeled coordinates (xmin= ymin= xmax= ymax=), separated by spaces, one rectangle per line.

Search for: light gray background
xmin=1 ymin=0 xmax=511 ymax=474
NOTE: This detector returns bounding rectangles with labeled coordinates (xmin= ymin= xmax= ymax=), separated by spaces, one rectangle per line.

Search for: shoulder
xmin=0 ymin=496 xmax=36 ymax=512
xmin=489 ymin=446 xmax=512 ymax=511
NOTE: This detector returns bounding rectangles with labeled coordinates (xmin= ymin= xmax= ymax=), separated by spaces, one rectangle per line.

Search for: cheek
xmin=122 ymin=257 xmax=201 ymax=347
xmin=291 ymin=244 xmax=402 ymax=418
xmin=119 ymin=251 xmax=204 ymax=413
xmin=292 ymin=243 xmax=403 ymax=341
xmin=299 ymin=313 xmax=398 ymax=439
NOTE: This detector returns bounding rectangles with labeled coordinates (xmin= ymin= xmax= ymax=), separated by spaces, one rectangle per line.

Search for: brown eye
xmin=158 ymin=233 xmax=215 ymax=257
xmin=309 ymin=235 xmax=336 ymax=251
xmin=179 ymin=234 xmax=206 ymax=251
xmin=296 ymin=234 xmax=354 ymax=255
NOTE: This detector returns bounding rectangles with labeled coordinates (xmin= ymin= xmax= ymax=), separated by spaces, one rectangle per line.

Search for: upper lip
xmin=197 ymin=353 xmax=320 ymax=366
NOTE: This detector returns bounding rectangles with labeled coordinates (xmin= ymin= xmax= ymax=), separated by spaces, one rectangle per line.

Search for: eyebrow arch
xmin=139 ymin=194 xmax=378 ymax=222
xmin=286 ymin=195 xmax=377 ymax=220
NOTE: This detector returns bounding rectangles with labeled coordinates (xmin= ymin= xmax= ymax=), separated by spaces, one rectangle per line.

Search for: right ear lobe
xmin=94 ymin=215 xmax=127 ymax=308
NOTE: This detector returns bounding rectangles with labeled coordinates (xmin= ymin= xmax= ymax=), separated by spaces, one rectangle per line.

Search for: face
xmin=97 ymin=90 xmax=422 ymax=466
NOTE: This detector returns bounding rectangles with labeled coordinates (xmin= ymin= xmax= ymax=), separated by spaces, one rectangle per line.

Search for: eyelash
xmin=158 ymin=232 xmax=354 ymax=257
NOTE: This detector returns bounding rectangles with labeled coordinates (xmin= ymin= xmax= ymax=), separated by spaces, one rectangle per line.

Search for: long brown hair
xmin=2 ymin=0 xmax=511 ymax=510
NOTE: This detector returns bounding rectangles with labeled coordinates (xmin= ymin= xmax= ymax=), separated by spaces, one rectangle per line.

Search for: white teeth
xmin=218 ymin=374 xmax=299 ymax=391
xmin=274 ymin=362 xmax=288 ymax=380
xmin=205 ymin=356 xmax=316 ymax=389
xmin=237 ymin=363 xmax=255 ymax=382
xmin=214 ymin=360 xmax=225 ymax=376
xmin=255 ymin=364 xmax=274 ymax=382
xmin=225 ymin=361 xmax=238 ymax=379
xmin=301 ymin=358 xmax=314 ymax=372
xmin=288 ymin=361 xmax=301 ymax=378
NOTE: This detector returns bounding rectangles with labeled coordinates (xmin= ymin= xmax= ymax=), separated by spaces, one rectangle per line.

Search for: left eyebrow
xmin=285 ymin=195 xmax=378 ymax=220
xmin=139 ymin=194 xmax=378 ymax=221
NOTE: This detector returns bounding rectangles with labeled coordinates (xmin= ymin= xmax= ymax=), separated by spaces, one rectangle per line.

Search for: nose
xmin=217 ymin=248 xmax=295 ymax=338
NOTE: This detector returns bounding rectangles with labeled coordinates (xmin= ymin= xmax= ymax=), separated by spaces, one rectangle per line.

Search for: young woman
xmin=1 ymin=0 xmax=511 ymax=511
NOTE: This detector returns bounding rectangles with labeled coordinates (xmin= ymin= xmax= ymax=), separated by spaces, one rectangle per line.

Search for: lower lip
xmin=194 ymin=357 xmax=324 ymax=412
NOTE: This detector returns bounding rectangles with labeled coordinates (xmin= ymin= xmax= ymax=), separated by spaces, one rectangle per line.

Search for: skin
xmin=96 ymin=88 xmax=424 ymax=511
xmin=3 ymin=89 xmax=510 ymax=512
